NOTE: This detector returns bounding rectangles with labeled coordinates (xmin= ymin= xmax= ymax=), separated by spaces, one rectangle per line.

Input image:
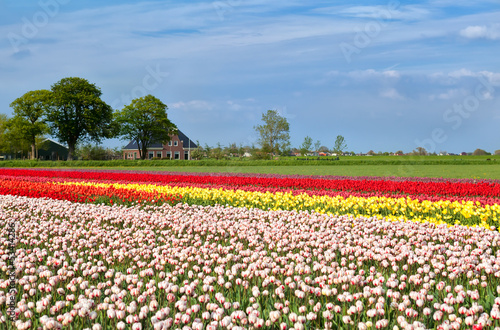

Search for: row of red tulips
xmin=4 ymin=173 xmax=500 ymax=206
xmin=2 ymin=168 xmax=500 ymax=198
xmin=0 ymin=178 xmax=181 ymax=206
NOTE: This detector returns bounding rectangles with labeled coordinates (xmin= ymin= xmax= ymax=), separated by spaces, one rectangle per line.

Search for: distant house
xmin=122 ymin=130 xmax=198 ymax=160
xmin=0 ymin=138 xmax=68 ymax=161
xmin=37 ymin=139 xmax=69 ymax=160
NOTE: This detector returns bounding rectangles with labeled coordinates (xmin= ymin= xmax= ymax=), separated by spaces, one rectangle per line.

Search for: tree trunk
xmin=31 ymin=143 xmax=36 ymax=160
xmin=67 ymin=143 xmax=75 ymax=161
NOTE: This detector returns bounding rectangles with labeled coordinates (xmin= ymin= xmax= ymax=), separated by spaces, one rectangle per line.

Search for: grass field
xmin=1 ymin=155 xmax=499 ymax=179
xmin=4 ymin=164 xmax=496 ymax=179
xmin=99 ymin=164 xmax=499 ymax=179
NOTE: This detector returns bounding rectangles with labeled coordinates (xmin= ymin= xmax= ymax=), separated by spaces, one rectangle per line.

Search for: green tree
xmin=227 ymin=142 xmax=238 ymax=157
xmin=333 ymin=135 xmax=347 ymax=156
xmin=318 ymin=146 xmax=329 ymax=153
xmin=412 ymin=147 xmax=427 ymax=156
xmin=204 ymin=144 xmax=212 ymax=158
xmin=314 ymin=140 xmax=321 ymax=153
xmin=238 ymin=143 xmax=245 ymax=158
xmin=9 ymin=90 xmax=51 ymax=159
xmin=76 ymin=143 xmax=108 ymax=160
xmin=473 ymin=148 xmax=488 ymax=156
xmin=254 ymin=110 xmax=290 ymax=155
xmin=46 ymin=77 xmax=116 ymax=160
xmin=2 ymin=118 xmax=31 ymax=159
xmin=190 ymin=147 xmax=204 ymax=160
xmin=115 ymin=95 xmax=177 ymax=160
xmin=0 ymin=114 xmax=9 ymax=154
xmin=300 ymin=136 xmax=313 ymax=156
xmin=211 ymin=143 xmax=225 ymax=160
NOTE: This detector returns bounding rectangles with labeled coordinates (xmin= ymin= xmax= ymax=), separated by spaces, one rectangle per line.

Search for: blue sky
xmin=1 ymin=0 xmax=499 ymax=154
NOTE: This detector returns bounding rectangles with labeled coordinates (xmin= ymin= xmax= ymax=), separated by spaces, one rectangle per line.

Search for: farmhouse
xmin=123 ymin=130 xmax=198 ymax=160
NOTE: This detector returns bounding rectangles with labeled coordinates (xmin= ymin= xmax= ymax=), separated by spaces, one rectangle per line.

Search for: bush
xmin=473 ymin=149 xmax=488 ymax=156
xmin=252 ymin=152 xmax=271 ymax=160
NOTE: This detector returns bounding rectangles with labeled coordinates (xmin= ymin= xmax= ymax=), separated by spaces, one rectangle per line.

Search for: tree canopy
xmin=254 ymin=110 xmax=290 ymax=155
xmin=473 ymin=148 xmax=489 ymax=155
xmin=0 ymin=114 xmax=8 ymax=154
xmin=115 ymin=95 xmax=177 ymax=160
xmin=46 ymin=77 xmax=116 ymax=160
xmin=9 ymin=90 xmax=51 ymax=159
xmin=314 ymin=140 xmax=321 ymax=153
xmin=333 ymin=135 xmax=347 ymax=155
xmin=0 ymin=115 xmax=31 ymax=158
xmin=300 ymin=136 xmax=313 ymax=156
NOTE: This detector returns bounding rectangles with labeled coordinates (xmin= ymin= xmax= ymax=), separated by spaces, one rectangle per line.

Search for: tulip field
xmin=2 ymin=169 xmax=500 ymax=329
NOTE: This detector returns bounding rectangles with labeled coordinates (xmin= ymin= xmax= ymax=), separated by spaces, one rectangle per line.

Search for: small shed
xmin=37 ymin=139 xmax=69 ymax=161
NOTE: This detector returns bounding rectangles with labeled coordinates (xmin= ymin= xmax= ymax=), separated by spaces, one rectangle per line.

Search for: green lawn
xmin=97 ymin=164 xmax=500 ymax=179
xmin=2 ymin=155 xmax=499 ymax=179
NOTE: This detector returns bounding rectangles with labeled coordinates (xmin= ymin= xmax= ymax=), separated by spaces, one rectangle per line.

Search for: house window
xmin=149 ymin=152 xmax=154 ymax=159
xmin=134 ymin=152 xmax=137 ymax=159
xmin=174 ymin=151 xmax=180 ymax=159
xmin=128 ymin=153 xmax=132 ymax=158
xmin=157 ymin=152 xmax=162 ymax=158
xmin=166 ymin=152 xmax=171 ymax=159
xmin=174 ymin=141 xmax=178 ymax=146
xmin=184 ymin=151 xmax=189 ymax=160
xmin=168 ymin=141 xmax=172 ymax=146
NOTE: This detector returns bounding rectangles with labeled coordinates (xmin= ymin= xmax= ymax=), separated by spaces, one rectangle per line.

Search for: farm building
xmin=122 ymin=130 xmax=198 ymax=160
xmin=0 ymin=138 xmax=68 ymax=161
xmin=37 ymin=139 xmax=69 ymax=160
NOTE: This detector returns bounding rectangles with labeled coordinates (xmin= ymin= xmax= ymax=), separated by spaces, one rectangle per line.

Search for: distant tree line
xmin=1 ymin=78 xmax=497 ymax=161
xmin=0 ymin=77 xmax=176 ymax=160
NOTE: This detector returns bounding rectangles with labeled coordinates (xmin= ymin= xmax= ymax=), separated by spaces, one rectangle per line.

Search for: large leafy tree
xmin=254 ymin=110 xmax=290 ymax=155
xmin=0 ymin=114 xmax=9 ymax=154
xmin=9 ymin=90 xmax=51 ymax=159
xmin=46 ymin=77 xmax=116 ymax=160
xmin=115 ymin=95 xmax=177 ymax=160
xmin=0 ymin=114 xmax=31 ymax=158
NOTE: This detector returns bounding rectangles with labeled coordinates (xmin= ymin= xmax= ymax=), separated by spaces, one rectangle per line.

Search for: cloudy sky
xmin=1 ymin=0 xmax=499 ymax=154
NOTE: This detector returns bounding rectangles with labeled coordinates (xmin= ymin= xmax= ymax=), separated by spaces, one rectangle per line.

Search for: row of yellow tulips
xmin=57 ymin=181 xmax=500 ymax=229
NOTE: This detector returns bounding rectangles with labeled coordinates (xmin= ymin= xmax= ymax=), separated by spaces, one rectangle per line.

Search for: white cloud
xmin=227 ymin=100 xmax=242 ymax=111
xmin=429 ymin=88 xmax=467 ymax=100
xmin=346 ymin=69 xmax=401 ymax=80
xmin=448 ymin=68 xmax=477 ymax=79
xmin=459 ymin=24 xmax=500 ymax=40
xmin=445 ymin=69 xmax=500 ymax=86
xmin=479 ymin=71 xmax=500 ymax=86
xmin=171 ymin=100 xmax=214 ymax=111
xmin=430 ymin=0 xmax=499 ymax=6
xmin=383 ymin=70 xmax=400 ymax=79
xmin=380 ymin=88 xmax=404 ymax=100
xmin=326 ymin=70 xmax=339 ymax=76
xmin=338 ymin=5 xmax=432 ymax=21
